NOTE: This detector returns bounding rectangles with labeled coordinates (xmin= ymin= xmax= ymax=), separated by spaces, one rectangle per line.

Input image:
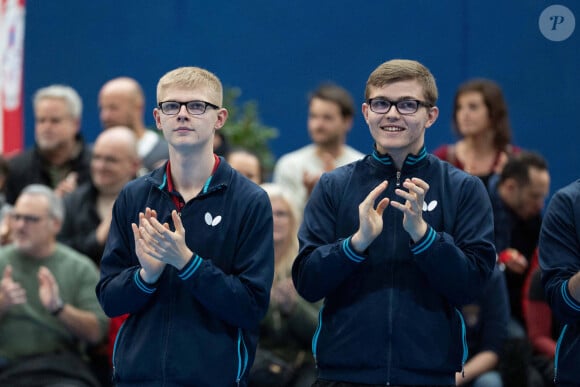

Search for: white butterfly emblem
xmin=204 ymin=212 xmax=222 ymax=226
xmin=422 ymin=200 xmax=438 ymax=212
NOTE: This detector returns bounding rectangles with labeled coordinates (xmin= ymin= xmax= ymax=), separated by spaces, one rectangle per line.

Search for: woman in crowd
xmin=434 ymin=78 xmax=519 ymax=186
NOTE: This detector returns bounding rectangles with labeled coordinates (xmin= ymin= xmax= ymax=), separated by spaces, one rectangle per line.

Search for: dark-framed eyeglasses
xmin=367 ymin=98 xmax=432 ymax=115
xmin=9 ymin=213 xmax=44 ymax=224
xmin=157 ymin=100 xmax=220 ymax=116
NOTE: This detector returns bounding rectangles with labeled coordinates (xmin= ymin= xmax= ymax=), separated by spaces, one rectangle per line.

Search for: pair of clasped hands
xmin=350 ymin=178 xmax=430 ymax=254
xmin=132 ymin=208 xmax=193 ymax=284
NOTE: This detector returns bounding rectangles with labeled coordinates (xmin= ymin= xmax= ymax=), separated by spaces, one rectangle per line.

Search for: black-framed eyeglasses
xmin=367 ymin=98 xmax=432 ymax=115
xmin=158 ymin=100 xmax=220 ymax=116
xmin=9 ymin=213 xmax=44 ymax=224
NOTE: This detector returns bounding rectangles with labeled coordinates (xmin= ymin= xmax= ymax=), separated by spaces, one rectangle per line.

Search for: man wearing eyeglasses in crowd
xmin=0 ymin=184 xmax=107 ymax=386
xmin=292 ymin=59 xmax=496 ymax=387
xmin=96 ymin=67 xmax=274 ymax=386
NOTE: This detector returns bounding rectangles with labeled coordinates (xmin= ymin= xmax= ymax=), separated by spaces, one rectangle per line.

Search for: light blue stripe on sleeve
xmin=133 ymin=269 xmax=155 ymax=294
xmin=561 ymin=280 xmax=580 ymax=311
xmin=411 ymin=227 xmax=436 ymax=255
xmin=178 ymin=254 xmax=203 ymax=280
xmin=342 ymin=237 xmax=365 ymax=263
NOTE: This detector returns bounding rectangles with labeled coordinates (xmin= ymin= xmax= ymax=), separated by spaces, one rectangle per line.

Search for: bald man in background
xmin=98 ymin=77 xmax=168 ymax=174
xmin=58 ymin=127 xmax=140 ymax=265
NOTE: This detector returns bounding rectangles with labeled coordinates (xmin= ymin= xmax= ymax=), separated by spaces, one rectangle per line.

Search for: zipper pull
xmin=396 ymin=171 xmax=401 ymax=187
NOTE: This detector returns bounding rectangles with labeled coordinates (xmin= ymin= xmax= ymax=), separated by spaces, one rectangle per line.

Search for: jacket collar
xmin=370 ymin=145 xmax=429 ymax=173
xmin=146 ymin=156 xmax=230 ymax=196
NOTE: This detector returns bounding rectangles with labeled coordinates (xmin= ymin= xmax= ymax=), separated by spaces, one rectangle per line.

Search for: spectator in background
xmin=4 ymin=85 xmax=92 ymax=204
xmin=249 ymin=183 xmax=318 ymax=387
xmin=488 ymin=151 xmax=550 ymax=328
xmin=434 ymin=79 xmax=519 ymax=186
xmin=99 ymin=76 xmax=168 ymax=174
xmin=58 ymin=126 xmax=140 ymax=265
xmin=0 ymin=156 xmax=12 ymax=245
xmin=227 ymin=147 xmax=263 ymax=185
xmin=0 ymin=185 xmax=107 ymax=386
xmin=522 ymin=250 xmax=557 ymax=387
xmin=273 ymin=83 xmax=363 ymax=212
xmin=539 ymin=179 xmax=580 ymax=386
xmin=458 ymin=265 xmax=510 ymax=387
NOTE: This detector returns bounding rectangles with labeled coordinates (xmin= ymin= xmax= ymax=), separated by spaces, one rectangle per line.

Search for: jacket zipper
xmin=311 ymin=304 xmax=324 ymax=367
xmin=235 ymin=328 xmax=249 ymax=386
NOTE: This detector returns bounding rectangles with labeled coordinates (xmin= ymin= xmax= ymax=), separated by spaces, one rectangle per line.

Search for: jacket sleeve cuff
xmin=178 ymin=254 xmax=203 ymax=281
xmin=410 ymin=226 xmax=437 ymax=255
xmin=342 ymin=236 xmax=366 ymax=263
xmin=133 ymin=268 xmax=157 ymax=294
xmin=561 ymin=280 xmax=580 ymax=313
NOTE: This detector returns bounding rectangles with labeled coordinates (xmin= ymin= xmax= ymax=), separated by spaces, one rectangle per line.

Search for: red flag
xmin=0 ymin=0 xmax=25 ymax=156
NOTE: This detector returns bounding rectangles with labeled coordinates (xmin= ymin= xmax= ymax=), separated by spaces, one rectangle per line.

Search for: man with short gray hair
xmin=5 ymin=84 xmax=92 ymax=204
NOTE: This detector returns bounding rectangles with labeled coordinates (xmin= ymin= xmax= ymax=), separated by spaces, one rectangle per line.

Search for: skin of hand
xmin=271 ymin=277 xmax=298 ymax=315
xmin=132 ymin=208 xmax=193 ymax=283
xmin=95 ymin=212 xmax=112 ymax=245
xmin=502 ymin=248 xmax=528 ymax=274
xmin=351 ymin=181 xmax=390 ymax=253
xmin=0 ymin=265 xmax=27 ymax=312
xmin=37 ymin=266 xmax=63 ymax=312
xmin=54 ymin=172 xmax=78 ymax=198
xmin=390 ymin=177 xmax=429 ymax=242
xmin=302 ymin=152 xmax=336 ymax=198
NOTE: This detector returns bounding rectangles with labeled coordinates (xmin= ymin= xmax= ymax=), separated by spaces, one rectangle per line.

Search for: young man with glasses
xmin=292 ymin=59 xmax=496 ymax=387
xmin=96 ymin=66 xmax=274 ymax=386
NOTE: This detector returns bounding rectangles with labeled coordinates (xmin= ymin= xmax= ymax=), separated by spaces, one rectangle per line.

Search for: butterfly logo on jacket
xmin=204 ymin=212 xmax=222 ymax=226
xmin=422 ymin=200 xmax=438 ymax=212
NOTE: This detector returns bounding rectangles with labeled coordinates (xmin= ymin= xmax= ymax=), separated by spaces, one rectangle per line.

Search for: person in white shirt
xmin=273 ymin=83 xmax=363 ymax=212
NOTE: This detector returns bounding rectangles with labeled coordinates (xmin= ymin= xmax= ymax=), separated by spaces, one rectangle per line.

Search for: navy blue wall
xmin=23 ymin=0 xmax=579 ymax=193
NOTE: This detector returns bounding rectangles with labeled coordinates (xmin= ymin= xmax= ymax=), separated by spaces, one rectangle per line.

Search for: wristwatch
xmin=51 ymin=299 xmax=65 ymax=316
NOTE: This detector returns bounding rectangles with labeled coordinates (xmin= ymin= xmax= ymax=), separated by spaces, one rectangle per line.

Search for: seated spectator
xmin=0 ymin=156 xmax=12 ymax=245
xmin=249 ymin=183 xmax=318 ymax=387
xmin=433 ymin=78 xmax=519 ymax=186
xmin=0 ymin=184 xmax=107 ymax=386
xmin=227 ymin=147 xmax=263 ymax=185
xmin=457 ymin=265 xmax=509 ymax=387
xmin=5 ymin=85 xmax=92 ymax=204
xmin=58 ymin=126 xmax=140 ymax=265
xmin=522 ymin=250 xmax=557 ymax=386
xmin=98 ymin=77 xmax=168 ymax=174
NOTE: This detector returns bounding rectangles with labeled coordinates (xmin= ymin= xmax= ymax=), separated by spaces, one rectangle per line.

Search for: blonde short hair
xmin=365 ymin=59 xmax=438 ymax=106
xmin=156 ymin=67 xmax=223 ymax=106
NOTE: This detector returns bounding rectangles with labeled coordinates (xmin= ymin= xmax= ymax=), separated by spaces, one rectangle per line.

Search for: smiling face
xmin=362 ymin=79 xmax=438 ymax=163
xmin=153 ymin=87 xmax=228 ymax=152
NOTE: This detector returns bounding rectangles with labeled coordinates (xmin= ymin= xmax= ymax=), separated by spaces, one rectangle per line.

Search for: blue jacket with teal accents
xmin=539 ymin=179 xmax=580 ymax=387
xmin=96 ymin=159 xmax=274 ymax=387
xmin=292 ymin=147 xmax=496 ymax=386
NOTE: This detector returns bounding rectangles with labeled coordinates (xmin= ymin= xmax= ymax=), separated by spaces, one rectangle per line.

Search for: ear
xmin=214 ymin=108 xmax=229 ymax=130
xmin=153 ymin=108 xmax=162 ymax=131
xmin=424 ymin=106 xmax=439 ymax=129
xmin=52 ymin=217 xmax=63 ymax=235
xmin=362 ymin=103 xmax=370 ymax=125
xmin=343 ymin=116 xmax=354 ymax=133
